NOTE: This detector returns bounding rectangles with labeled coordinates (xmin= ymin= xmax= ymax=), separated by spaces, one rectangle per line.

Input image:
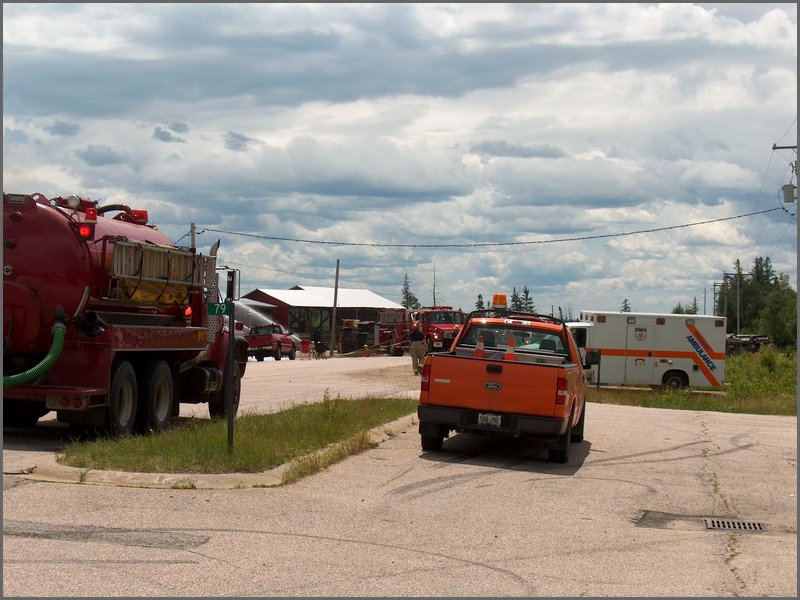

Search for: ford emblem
xmin=484 ymin=382 xmax=502 ymax=391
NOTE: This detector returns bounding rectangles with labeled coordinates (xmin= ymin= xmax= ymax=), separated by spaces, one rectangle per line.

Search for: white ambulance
xmin=567 ymin=311 xmax=727 ymax=390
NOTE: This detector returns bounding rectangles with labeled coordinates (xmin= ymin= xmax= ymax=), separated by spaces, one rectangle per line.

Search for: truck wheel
xmin=571 ymin=402 xmax=586 ymax=443
xmin=256 ymin=355 xmax=264 ymax=362
xmin=104 ymin=360 xmax=137 ymax=437
xmin=421 ymin=433 xmax=444 ymax=451
xmin=548 ymin=409 xmax=573 ymax=464
xmin=288 ymin=344 xmax=296 ymax=360
xmin=136 ymin=360 xmax=173 ymax=434
xmin=662 ymin=371 xmax=688 ymax=391
xmin=274 ymin=347 xmax=282 ymax=361
xmin=208 ymin=362 xmax=241 ymax=419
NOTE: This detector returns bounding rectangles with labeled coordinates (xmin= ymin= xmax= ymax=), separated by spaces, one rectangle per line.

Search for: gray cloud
xmin=45 ymin=120 xmax=81 ymax=137
xmin=153 ymin=126 xmax=185 ymax=143
xmin=76 ymin=144 xmax=126 ymax=166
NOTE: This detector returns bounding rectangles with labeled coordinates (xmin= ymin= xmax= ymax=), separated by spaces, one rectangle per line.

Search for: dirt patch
xmin=349 ymin=364 xmax=420 ymax=390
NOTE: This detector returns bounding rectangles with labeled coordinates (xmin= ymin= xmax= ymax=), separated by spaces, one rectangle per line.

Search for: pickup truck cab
xmin=245 ymin=322 xmax=297 ymax=361
xmin=417 ymin=294 xmax=599 ymax=463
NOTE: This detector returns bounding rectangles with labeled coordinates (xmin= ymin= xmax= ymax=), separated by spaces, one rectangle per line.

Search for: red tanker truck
xmin=2 ymin=191 xmax=249 ymax=436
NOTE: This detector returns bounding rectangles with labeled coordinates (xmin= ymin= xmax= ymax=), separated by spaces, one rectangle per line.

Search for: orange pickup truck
xmin=417 ymin=295 xmax=599 ymax=463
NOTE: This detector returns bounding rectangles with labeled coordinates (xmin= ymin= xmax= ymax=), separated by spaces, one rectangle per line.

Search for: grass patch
xmin=61 ymin=392 xmax=418 ymax=476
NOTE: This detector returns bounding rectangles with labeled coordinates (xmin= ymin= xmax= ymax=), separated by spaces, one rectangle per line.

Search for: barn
xmin=242 ymin=285 xmax=405 ymax=353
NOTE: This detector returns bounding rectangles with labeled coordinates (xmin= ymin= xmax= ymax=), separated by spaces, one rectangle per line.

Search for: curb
xmin=19 ymin=413 xmax=418 ymax=490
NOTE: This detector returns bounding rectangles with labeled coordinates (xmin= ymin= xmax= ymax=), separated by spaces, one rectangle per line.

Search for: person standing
xmin=409 ymin=321 xmax=427 ymax=375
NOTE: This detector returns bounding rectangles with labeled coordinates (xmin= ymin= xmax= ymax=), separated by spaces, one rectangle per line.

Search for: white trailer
xmin=567 ymin=311 xmax=727 ymax=390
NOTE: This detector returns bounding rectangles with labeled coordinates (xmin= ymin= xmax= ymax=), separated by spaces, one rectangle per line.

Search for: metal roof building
xmin=242 ymin=285 xmax=405 ymax=352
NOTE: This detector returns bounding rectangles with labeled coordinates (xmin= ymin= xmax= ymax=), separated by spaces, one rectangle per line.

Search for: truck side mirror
xmin=584 ymin=349 xmax=600 ymax=367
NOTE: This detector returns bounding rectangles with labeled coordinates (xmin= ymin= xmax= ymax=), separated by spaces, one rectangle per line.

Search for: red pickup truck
xmin=417 ymin=294 xmax=599 ymax=463
xmin=245 ymin=322 xmax=298 ymax=361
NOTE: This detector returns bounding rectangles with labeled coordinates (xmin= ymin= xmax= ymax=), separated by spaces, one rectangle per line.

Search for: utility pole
xmin=773 ymin=143 xmax=797 ymax=204
xmin=330 ymin=259 xmax=340 ymax=355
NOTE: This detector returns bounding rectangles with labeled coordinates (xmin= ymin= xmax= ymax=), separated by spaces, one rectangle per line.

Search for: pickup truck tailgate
xmin=422 ymin=354 xmax=560 ymax=418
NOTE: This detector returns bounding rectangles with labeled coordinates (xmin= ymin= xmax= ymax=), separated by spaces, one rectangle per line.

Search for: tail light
xmin=556 ymin=377 xmax=569 ymax=405
xmin=421 ymin=363 xmax=431 ymax=392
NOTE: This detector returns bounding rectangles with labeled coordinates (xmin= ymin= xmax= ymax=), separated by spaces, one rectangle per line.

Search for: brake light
xmin=184 ymin=306 xmax=193 ymax=319
xmin=556 ymin=377 xmax=569 ymax=405
xmin=421 ymin=363 xmax=431 ymax=392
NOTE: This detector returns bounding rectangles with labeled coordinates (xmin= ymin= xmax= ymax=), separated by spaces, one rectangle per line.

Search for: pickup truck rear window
xmin=459 ymin=325 xmax=567 ymax=355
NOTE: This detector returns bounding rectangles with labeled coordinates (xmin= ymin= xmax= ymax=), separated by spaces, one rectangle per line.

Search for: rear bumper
xmin=418 ymin=404 xmax=567 ymax=437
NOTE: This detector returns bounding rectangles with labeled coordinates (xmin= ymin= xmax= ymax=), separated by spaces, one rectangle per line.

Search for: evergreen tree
xmin=620 ymin=299 xmax=631 ymax=313
xmin=521 ymin=285 xmax=535 ymax=312
xmin=475 ymin=294 xmax=485 ymax=310
xmin=510 ymin=287 xmax=522 ymax=311
xmin=401 ymin=273 xmax=420 ymax=309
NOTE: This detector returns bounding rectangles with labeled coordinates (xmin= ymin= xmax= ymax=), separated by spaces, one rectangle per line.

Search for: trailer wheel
xmin=208 ymin=362 xmax=241 ymax=419
xmin=548 ymin=408 xmax=573 ymax=463
xmin=104 ymin=361 xmax=137 ymax=436
xmin=136 ymin=360 xmax=174 ymax=434
xmin=662 ymin=371 xmax=688 ymax=391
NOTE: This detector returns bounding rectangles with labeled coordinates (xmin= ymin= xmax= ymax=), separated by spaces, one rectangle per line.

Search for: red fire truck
xmin=3 ymin=192 xmax=248 ymax=436
xmin=378 ymin=306 xmax=466 ymax=355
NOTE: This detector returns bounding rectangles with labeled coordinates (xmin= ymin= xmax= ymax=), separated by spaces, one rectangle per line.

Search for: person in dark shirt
xmin=409 ymin=321 xmax=427 ymax=375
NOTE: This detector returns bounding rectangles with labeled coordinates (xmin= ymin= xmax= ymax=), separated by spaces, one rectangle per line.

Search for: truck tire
xmin=571 ymin=402 xmax=585 ymax=443
xmin=420 ymin=433 xmax=444 ymax=451
xmin=104 ymin=360 xmax=138 ymax=437
xmin=208 ymin=362 xmax=241 ymax=419
xmin=548 ymin=409 xmax=573 ymax=464
xmin=274 ymin=347 xmax=282 ymax=361
xmin=288 ymin=344 xmax=296 ymax=360
xmin=662 ymin=371 xmax=688 ymax=391
xmin=255 ymin=354 xmax=264 ymax=362
xmin=136 ymin=360 xmax=174 ymax=434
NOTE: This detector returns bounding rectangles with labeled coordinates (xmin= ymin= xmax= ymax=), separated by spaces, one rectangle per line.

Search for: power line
xmin=199 ymin=207 xmax=784 ymax=249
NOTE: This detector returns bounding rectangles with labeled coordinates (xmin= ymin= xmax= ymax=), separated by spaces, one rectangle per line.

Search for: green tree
xmin=620 ymin=299 xmax=631 ymax=313
xmin=401 ymin=273 xmax=420 ymax=309
xmin=475 ymin=294 xmax=485 ymax=310
xmin=716 ymin=256 xmax=796 ymax=350
xmin=672 ymin=297 xmax=699 ymax=314
xmin=510 ymin=287 xmax=522 ymax=311
xmin=521 ymin=285 xmax=535 ymax=312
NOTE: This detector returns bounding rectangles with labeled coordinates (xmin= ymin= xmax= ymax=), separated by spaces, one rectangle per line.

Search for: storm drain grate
xmin=703 ymin=518 xmax=764 ymax=532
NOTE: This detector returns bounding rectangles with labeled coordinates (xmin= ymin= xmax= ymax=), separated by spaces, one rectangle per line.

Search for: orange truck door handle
xmin=487 ymin=364 xmax=503 ymax=374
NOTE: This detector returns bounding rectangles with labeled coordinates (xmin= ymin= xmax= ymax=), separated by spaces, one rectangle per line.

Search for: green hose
xmin=3 ymin=323 xmax=67 ymax=387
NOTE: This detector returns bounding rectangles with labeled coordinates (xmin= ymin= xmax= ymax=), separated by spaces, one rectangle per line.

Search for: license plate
xmin=478 ymin=412 xmax=502 ymax=427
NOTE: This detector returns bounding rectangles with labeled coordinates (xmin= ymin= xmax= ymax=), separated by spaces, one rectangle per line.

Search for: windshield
xmin=428 ymin=311 xmax=465 ymax=324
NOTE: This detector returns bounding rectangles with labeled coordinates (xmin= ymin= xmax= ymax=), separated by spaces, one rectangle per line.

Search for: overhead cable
xmin=199 ymin=207 xmax=783 ymax=249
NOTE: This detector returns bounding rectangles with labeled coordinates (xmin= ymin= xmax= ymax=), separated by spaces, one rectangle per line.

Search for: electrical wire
xmin=198 ymin=207 xmax=784 ymax=249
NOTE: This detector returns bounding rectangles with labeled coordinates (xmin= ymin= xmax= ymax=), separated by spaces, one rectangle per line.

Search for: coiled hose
xmin=3 ymin=322 xmax=67 ymax=387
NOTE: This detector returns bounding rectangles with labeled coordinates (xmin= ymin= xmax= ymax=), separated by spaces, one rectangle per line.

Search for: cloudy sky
xmin=3 ymin=3 xmax=797 ymax=316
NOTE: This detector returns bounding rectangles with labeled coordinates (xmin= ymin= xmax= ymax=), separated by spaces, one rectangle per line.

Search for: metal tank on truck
xmin=3 ymin=192 xmax=249 ymax=436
